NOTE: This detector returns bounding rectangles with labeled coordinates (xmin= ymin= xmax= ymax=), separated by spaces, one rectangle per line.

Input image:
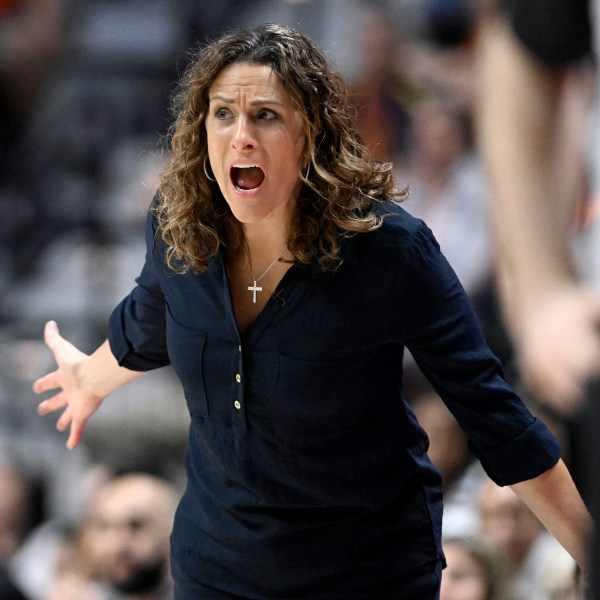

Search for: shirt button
xmin=234 ymin=400 xmax=242 ymax=410
xmin=235 ymin=373 xmax=241 ymax=383
xmin=238 ymin=345 xmax=242 ymax=352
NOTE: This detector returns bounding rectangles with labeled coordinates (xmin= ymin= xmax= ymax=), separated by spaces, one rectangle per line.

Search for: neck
xmin=239 ymin=195 xmax=296 ymax=258
xmin=235 ymin=224 xmax=289 ymax=274
xmin=244 ymin=225 xmax=287 ymax=256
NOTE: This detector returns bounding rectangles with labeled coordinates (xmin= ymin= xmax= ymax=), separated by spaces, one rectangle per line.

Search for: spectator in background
xmin=0 ymin=462 xmax=32 ymax=600
xmin=440 ymin=535 xmax=513 ymax=600
xmin=0 ymin=0 xmax=65 ymax=293
xmin=396 ymin=92 xmax=504 ymax=394
xmin=477 ymin=478 xmax=576 ymax=600
xmin=398 ymin=95 xmax=492 ymax=308
xmin=405 ymin=0 xmax=480 ymax=115
xmin=349 ymin=9 xmax=424 ymax=165
xmin=0 ymin=0 xmax=64 ymax=145
xmin=47 ymin=472 xmax=179 ymax=600
xmin=0 ymin=0 xmax=193 ymax=316
xmin=0 ymin=463 xmax=32 ymax=569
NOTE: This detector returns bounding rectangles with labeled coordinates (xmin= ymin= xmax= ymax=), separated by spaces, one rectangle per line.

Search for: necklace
xmin=247 ymin=256 xmax=282 ymax=303
xmin=248 ymin=256 xmax=281 ymax=304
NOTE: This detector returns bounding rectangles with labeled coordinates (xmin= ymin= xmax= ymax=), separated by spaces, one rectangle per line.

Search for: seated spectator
xmin=47 ymin=472 xmax=179 ymax=600
xmin=398 ymin=95 xmax=492 ymax=306
xmin=440 ymin=535 xmax=513 ymax=600
xmin=0 ymin=463 xmax=33 ymax=566
xmin=0 ymin=462 xmax=34 ymax=599
xmin=349 ymin=9 xmax=424 ymax=164
xmin=477 ymin=478 xmax=575 ymax=600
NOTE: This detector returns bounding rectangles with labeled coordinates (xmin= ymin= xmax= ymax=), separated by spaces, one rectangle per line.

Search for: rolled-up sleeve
xmin=475 ymin=418 xmax=560 ymax=486
xmin=108 ymin=202 xmax=170 ymax=371
xmin=404 ymin=222 xmax=560 ymax=486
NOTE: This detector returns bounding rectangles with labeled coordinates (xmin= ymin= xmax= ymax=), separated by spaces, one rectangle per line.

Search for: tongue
xmin=236 ymin=167 xmax=264 ymax=190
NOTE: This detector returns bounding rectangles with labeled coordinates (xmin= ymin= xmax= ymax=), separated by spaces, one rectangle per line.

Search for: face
xmin=440 ymin=543 xmax=487 ymax=600
xmin=478 ymin=482 xmax=541 ymax=569
xmin=205 ymin=61 xmax=306 ymax=228
xmin=83 ymin=478 xmax=174 ymax=594
xmin=414 ymin=101 xmax=463 ymax=170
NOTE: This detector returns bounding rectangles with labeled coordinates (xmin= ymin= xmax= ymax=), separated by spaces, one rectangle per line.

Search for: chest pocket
xmin=166 ymin=315 xmax=208 ymax=418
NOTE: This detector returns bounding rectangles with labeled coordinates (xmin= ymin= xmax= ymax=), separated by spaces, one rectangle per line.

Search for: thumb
xmin=44 ymin=320 xmax=61 ymax=350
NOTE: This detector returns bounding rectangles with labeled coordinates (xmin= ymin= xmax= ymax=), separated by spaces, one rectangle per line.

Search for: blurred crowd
xmin=0 ymin=0 xmax=597 ymax=598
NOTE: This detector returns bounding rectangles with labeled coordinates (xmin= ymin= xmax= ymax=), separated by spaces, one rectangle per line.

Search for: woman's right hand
xmin=33 ymin=321 xmax=105 ymax=449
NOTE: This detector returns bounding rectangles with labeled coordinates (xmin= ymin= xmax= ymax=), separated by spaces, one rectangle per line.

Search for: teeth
xmin=233 ymin=164 xmax=258 ymax=169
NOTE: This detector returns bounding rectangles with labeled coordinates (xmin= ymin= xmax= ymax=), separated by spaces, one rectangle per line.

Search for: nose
xmin=232 ymin=115 xmax=257 ymax=151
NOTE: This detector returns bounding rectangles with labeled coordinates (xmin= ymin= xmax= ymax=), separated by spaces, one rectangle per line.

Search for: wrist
xmin=75 ymin=354 xmax=110 ymax=400
xmin=82 ymin=339 xmax=144 ymax=397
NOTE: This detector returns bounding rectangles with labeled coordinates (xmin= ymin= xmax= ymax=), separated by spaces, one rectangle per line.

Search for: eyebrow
xmin=208 ymin=93 xmax=286 ymax=108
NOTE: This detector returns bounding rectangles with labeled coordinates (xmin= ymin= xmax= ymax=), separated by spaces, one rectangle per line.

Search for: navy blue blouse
xmin=108 ymin=200 xmax=560 ymax=598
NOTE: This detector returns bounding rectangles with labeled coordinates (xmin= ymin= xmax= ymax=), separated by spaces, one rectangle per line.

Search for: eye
xmin=215 ymin=107 xmax=231 ymax=120
xmin=257 ymin=108 xmax=278 ymax=121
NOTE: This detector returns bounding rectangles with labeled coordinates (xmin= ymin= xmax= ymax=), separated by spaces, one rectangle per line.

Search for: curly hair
xmin=158 ymin=22 xmax=406 ymax=273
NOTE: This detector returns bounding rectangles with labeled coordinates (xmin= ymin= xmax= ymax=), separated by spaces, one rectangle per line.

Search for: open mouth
xmin=231 ymin=165 xmax=265 ymax=191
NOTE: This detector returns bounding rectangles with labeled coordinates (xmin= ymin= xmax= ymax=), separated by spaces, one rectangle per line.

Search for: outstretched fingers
xmin=37 ymin=391 xmax=68 ymax=416
xmin=33 ymin=369 xmax=67 ymax=416
xmin=38 ymin=396 xmax=88 ymax=449
xmin=66 ymin=413 xmax=88 ymax=450
xmin=33 ymin=370 xmax=61 ymax=395
xmin=56 ymin=405 xmax=72 ymax=431
xmin=55 ymin=406 xmax=81 ymax=450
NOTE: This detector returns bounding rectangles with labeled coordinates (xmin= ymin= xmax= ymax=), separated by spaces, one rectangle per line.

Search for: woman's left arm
xmin=510 ymin=458 xmax=592 ymax=571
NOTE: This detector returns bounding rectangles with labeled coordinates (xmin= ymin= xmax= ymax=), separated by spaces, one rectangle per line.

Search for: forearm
xmin=476 ymin=14 xmax=586 ymax=334
xmin=510 ymin=459 xmax=592 ymax=570
xmin=78 ymin=339 xmax=144 ymax=398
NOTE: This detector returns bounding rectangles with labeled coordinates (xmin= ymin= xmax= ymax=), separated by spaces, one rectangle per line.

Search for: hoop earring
xmin=203 ymin=157 xmax=216 ymax=182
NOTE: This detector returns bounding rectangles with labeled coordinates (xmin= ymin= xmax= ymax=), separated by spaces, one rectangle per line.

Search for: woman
xmin=33 ymin=23 xmax=590 ymax=599
xmin=440 ymin=536 xmax=513 ymax=600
